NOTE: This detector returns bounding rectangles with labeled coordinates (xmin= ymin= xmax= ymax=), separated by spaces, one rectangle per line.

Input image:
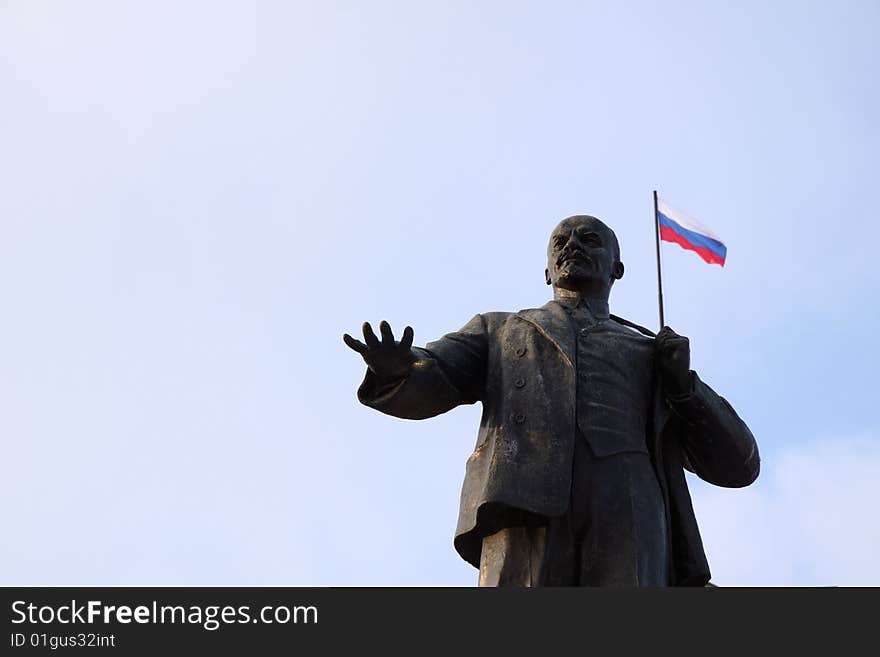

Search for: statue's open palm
xmin=344 ymin=321 xmax=415 ymax=379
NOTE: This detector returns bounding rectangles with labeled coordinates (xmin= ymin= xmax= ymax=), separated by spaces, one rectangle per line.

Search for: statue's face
xmin=545 ymin=215 xmax=623 ymax=293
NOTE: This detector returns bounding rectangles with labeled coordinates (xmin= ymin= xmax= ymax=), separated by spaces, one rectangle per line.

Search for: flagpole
xmin=653 ymin=190 xmax=665 ymax=329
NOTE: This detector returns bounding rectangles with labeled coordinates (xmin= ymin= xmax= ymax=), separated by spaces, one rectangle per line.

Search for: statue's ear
xmin=613 ymin=261 xmax=625 ymax=280
xmin=545 ymin=268 xmax=552 ymax=285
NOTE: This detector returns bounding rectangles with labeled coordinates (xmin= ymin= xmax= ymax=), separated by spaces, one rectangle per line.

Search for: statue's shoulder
xmin=467 ymin=307 xmax=544 ymax=332
xmin=483 ymin=301 xmax=558 ymax=324
xmin=485 ymin=302 xmax=566 ymax=336
xmin=476 ymin=310 xmax=517 ymax=328
xmin=511 ymin=300 xmax=560 ymax=317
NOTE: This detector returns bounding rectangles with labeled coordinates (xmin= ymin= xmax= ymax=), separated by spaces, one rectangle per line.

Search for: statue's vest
xmin=574 ymin=320 xmax=656 ymax=458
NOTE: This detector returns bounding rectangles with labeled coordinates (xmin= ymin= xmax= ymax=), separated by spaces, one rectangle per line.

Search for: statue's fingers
xmin=379 ymin=320 xmax=395 ymax=345
xmin=363 ymin=322 xmax=380 ymax=348
xmin=400 ymin=326 xmax=414 ymax=351
xmin=343 ymin=333 xmax=369 ymax=354
xmin=657 ymin=328 xmax=683 ymax=348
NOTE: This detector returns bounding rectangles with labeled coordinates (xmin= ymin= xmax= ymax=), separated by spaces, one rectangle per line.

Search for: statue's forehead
xmin=551 ymin=215 xmax=605 ymax=236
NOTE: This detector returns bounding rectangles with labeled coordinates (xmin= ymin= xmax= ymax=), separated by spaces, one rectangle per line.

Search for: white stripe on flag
xmin=657 ymin=198 xmax=722 ymax=242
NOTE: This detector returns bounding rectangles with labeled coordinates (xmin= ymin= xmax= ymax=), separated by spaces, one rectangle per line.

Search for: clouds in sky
xmin=693 ymin=434 xmax=880 ymax=586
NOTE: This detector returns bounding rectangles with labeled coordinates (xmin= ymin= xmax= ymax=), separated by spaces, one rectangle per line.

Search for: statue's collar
xmin=552 ymin=294 xmax=610 ymax=321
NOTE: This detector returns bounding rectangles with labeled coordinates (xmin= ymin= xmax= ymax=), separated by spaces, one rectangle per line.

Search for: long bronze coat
xmin=358 ymin=300 xmax=759 ymax=586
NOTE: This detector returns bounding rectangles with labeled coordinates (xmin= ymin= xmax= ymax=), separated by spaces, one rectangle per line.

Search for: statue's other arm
xmin=347 ymin=315 xmax=489 ymax=420
xmin=655 ymin=326 xmax=759 ymax=488
xmin=667 ymin=373 xmax=760 ymax=488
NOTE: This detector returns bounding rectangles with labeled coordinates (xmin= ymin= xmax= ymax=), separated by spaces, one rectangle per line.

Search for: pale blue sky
xmin=1 ymin=1 xmax=878 ymax=585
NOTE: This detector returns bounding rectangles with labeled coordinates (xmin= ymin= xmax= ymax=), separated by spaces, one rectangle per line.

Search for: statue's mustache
xmin=557 ymin=251 xmax=591 ymax=267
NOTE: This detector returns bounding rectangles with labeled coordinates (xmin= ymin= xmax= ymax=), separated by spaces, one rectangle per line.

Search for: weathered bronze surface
xmin=344 ymin=215 xmax=759 ymax=586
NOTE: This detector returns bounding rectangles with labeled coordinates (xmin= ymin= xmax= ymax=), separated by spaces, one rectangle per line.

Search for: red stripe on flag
xmin=660 ymin=225 xmax=726 ymax=266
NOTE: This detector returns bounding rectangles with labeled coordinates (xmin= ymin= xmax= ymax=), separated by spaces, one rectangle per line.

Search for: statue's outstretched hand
xmin=343 ymin=320 xmax=416 ymax=379
xmin=655 ymin=326 xmax=693 ymax=397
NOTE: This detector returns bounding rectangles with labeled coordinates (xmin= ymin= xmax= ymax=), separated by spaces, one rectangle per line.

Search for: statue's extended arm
xmin=344 ymin=315 xmax=488 ymax=420
xmin=656 ymin=327 xmax=760 ymax=488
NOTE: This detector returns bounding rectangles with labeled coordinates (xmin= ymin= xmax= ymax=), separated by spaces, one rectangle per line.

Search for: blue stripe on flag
xmin=658 ymin=212 xmax=727 ymax=260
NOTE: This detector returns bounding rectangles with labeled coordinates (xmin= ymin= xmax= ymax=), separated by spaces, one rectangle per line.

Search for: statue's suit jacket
xmin=358 ymin=300 xmax=759 ymax=586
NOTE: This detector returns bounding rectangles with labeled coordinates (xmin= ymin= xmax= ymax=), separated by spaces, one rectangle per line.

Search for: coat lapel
xmin=514 ymin=301 xmax=575 ymax=368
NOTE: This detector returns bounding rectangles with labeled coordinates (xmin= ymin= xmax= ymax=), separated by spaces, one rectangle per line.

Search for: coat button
xmin=515 ymin=347 xmax=527 ymax=357
xmin=514 ymin=413 xmax=526 ymax=424
xmin=514 ymin=378 xmax=526 ymax=388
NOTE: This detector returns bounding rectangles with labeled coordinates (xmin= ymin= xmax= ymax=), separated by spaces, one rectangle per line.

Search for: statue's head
xmin=545 ymin=215 xmax=624 ymax=297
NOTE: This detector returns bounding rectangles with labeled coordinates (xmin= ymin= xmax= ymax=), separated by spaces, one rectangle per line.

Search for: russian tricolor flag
xmin=657 ymin=198 xmax=727 ymax=267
